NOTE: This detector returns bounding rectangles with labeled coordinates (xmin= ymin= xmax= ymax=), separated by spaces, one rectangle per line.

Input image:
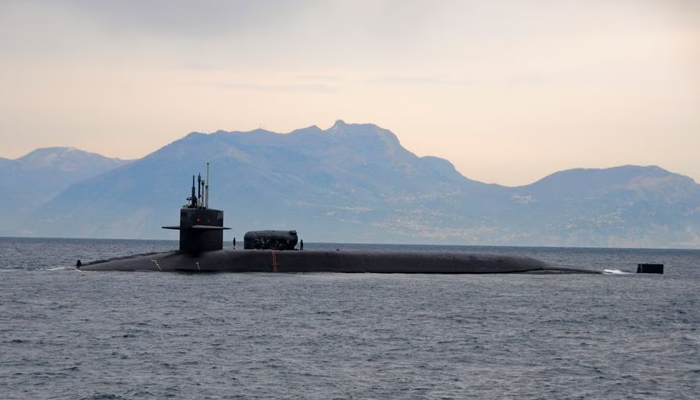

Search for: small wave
xmin=45 ymin=266 xmax=78 ymax=271
xmin=79 ymin=394 xmax=127 ymax=400
xmin=603 ymin=269 xmax=633 ymax=275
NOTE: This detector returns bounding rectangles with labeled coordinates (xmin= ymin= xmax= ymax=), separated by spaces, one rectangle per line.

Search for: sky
xmin=0 ymin=0 xmax=698 ymax=186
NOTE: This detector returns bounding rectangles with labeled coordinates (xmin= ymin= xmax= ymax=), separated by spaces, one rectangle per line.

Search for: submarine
xmin=77 ymin=167 xmax=601 ymax=274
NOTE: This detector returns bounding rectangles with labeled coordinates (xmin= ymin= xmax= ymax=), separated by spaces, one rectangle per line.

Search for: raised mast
xmin=205 ymin=162 xmax=210 ymax=208
xmin=189 ymin=175 xmax=197 ymax=208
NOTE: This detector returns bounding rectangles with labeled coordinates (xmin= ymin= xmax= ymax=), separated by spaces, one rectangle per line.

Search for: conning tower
xmin=162 ymin=164 xmax=230 ymax=253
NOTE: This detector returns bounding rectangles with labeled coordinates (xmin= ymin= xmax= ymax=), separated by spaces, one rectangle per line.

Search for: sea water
xmin=1 ymin=238 xmax=698 ymax=399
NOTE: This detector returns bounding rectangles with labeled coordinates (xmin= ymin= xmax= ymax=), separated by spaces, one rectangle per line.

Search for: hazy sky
xmin=1 ymin=0 xmax=698 ymax=186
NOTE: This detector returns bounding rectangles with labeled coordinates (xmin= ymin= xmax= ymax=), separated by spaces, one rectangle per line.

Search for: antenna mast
xmin=197 ymin=173 xmax=203 ymax=208
xmin=189 ymin=175 xmax=196 ymax=208
xmin=206 ymin=162 xmax=210 ymax=208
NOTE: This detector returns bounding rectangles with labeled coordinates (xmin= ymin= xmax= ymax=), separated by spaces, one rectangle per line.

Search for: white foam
xmin=603 ymin=269 xmax=633 ymax=275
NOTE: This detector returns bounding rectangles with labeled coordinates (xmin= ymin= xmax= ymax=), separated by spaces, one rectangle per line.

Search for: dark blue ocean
xmin=1 ymin=237 xmax=698 ymax=399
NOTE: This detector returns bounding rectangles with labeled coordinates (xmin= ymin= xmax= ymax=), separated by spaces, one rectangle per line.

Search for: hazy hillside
xmin=500 ymin=166 xmax=700 ymax=247
xmin=32 ymin=121 xmax=498 ymax=241
xmin=0 ymin=148 xmax=130 ymax=235
xmin=9 ymin=122 xmax=700 ymax=248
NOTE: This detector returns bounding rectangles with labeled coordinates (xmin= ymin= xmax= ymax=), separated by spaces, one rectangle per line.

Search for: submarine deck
xmin=78 ymin=249 xmax=601 ymax=274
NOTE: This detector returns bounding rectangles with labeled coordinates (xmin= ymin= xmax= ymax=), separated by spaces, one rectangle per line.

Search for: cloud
xmin=193 ymin=81 xmax=339 ymax=94
xmin=12 ymin=0 xmax=305 ymax=37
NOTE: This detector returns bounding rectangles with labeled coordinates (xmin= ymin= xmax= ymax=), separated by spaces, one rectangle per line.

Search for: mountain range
xmin=0 ymin=147 xmax=129 ymax=229
xmin=2 ymin=121 xmax=699 ymax=248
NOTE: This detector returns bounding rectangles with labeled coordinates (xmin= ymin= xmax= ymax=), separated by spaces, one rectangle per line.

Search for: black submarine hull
xmin=78 ymin=249 xmax=600 ymax=274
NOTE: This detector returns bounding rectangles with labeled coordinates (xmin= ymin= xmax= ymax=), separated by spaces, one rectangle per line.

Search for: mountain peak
xmin=17 ymin=147 xmax=129 ymax=172
xmin=20 ymin=146 xmax=87 ymax=163
xmin=330 ymin=119 xmax=346 ymax=130
xmin=324 ymin=120 xmax=401 ymax=147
